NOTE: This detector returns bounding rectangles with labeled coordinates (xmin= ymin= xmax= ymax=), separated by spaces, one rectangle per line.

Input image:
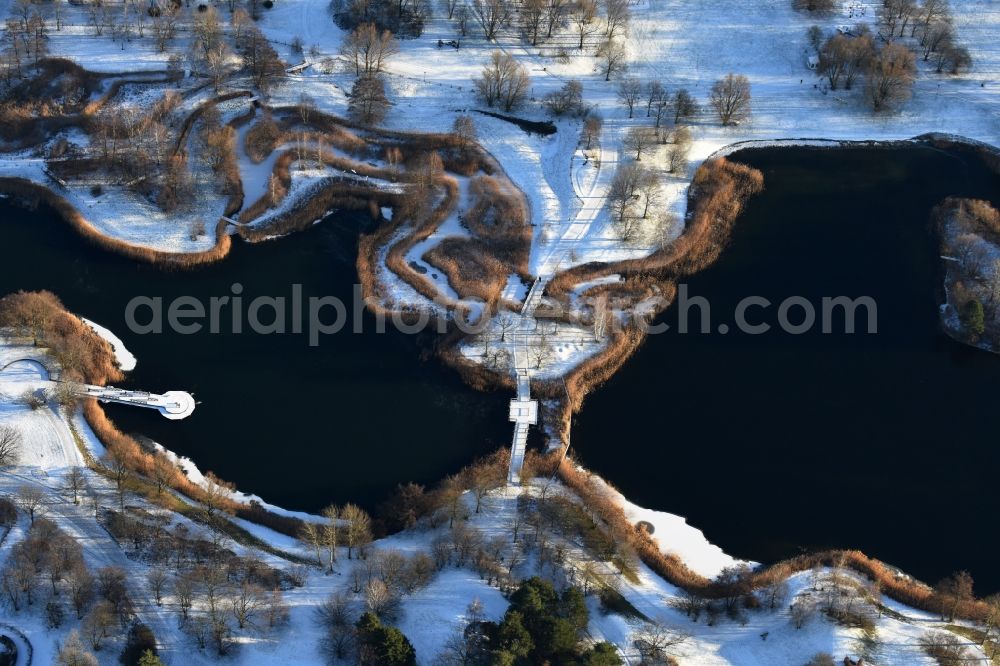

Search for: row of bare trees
xmin=463 ymin=0 xmax=627 ymax=46
xmin=814 ymin=25 xmax=920 ymax=111
xmin=1 ymin=9 xmax=47 ymax=81
xmin=331 ymin=0 xmax=429 ymax=37
xmin=879 ymin=0 xmax=972 ymax=72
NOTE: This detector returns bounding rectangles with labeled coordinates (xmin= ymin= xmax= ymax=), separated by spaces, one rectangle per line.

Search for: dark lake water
xmin=571 ymin=142 xmax=1000 ymax=591
xmin=0 ymin=201 xmax=510 ymax=511
xmin=4 ymin=140 xmax=1000 ymax=590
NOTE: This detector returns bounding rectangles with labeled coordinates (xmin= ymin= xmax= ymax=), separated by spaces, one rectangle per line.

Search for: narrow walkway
xmin=505 ymin=129 xmax=615 ymax=482
xmin=507 ymin=120 xmax=618 ymax=483
xmin=506 ymin=278 xmax=547 ymax=483
xmin=76 ymin=385 xmax=196 ymax=420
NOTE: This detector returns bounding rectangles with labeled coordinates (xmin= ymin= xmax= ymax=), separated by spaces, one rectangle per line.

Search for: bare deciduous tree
xmin=239 ymin=27 xmax=286 ymax=93
xmin=300 ymin=521 xmax=323 ymax=566
xmin=633 ymin=622 xmax=690 ymax=663
xmin=607 ymin=162 xmax=643 ymax=225
xmin=202 ymin=471 xmax=235 ymax=520
xmin=231 ymin=578 xmax=265 ymax=629
xmin=453 ymin=115 xmax=477 ymax=148
xmin=597 ymin=39 xmax=627 ymax=80
xmin=617 ymin=76 xmax=641 ymax=118
xmin=467 ymin=450 xmax=506 ymax=513
xmin=601 ymin=0 xmax=630 ymax=40
xmin=935 ymin=570 xmax=975 ymax=622
xmin=792 ymin=0 xmax=836 ymax=12
xmin=709 ymin=73 xmax=751 ymax=125
xmin=521 ymin=0 xmax=546 ymax=45
xmin=342 ymin=503 xmax=372 ymax=559
xmin=321 ymin=504 xmax=339 ymax=571
xmin=340 ymin=23 xmax=399 ymax=77
xmin=348 ymin=75 xmax=391 ymax=124
xmin=496 ymin=311 xmax=517 ymax=341
xmin=16 ymin=484 xmax=44 ymax=524
xmin=866 ymin=42 xmax=916 ymax=111
xmin=544 ymin=0 xmax=569 ymax=37
xmin=542 ymin=79 xmax=584 ymax=116
xmin=64 ymin=468 xmax=85 ymax=505
xmin=666 ymin=125 xmax=691 ymax=173
xmin=454 ymin=5 xmax=471 ymax=36
xmin=645 ymin=80 xmax=666 ymax=117
xmin=582 ymin=113 xmax=603 ymax=149
xmin=474 ymin=51 xmax=530 ymax=111
xmin=148 ymin=568 xmax=168 ymax=606
xmin=472 ymin=0 xmax=511 ymax=40
xmin=571 ymin=0 xmax=599 ymax=48
xmin=879 ymin=0 xmax=917 ymax=40
xmin=820 ymin=31 xmax=875 ymax=90
xmin=440 ymin=0 xmax=460 ymax=19
xmin=623 ymin=126 xmax=655 ymax=160
xmin=0 ymin=425 xmax=21 ymax=467
xmin=638 ymin=169 xmax=662 ymax=219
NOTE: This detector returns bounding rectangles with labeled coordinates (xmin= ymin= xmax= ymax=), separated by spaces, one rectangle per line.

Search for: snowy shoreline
xmin=67 ymin=318 xmax=741 ymax=575
xmin=80 ymin=317 xmax=138 ymax=372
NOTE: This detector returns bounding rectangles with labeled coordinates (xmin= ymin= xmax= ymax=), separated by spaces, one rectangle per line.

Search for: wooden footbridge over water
xmin=506 ymin=277 xmax=547 ymax=484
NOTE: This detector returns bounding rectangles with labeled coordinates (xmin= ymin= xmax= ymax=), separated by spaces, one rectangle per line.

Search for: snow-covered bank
xmin=80 ymin=318 xmax=137 ymax=372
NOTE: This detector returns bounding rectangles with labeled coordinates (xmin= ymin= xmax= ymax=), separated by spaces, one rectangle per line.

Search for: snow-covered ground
xmin=5 ymin=327 xmax=988 ymax=664
xmin=2 ymin=0 xmax=1000 ymax=660
xmin=0 ymin=330 xmax=992 ymax=666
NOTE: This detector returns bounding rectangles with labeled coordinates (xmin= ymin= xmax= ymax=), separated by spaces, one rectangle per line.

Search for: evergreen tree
xmin=355 ymin=612 xmax=417 ymax=666
xmin=582 ymin=642 xmax=623 ymax=666
xmin=962 ymin=299 xmax=986 ymax=339
xmin=119 ymin=624 xmax=157 ymax=666
xmin=495 ymin=610 xmax=533 ymax=660
xmin=137 ymin=651 xmax=165 ymax=666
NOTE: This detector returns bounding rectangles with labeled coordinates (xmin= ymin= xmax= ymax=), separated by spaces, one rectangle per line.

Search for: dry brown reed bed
xmin=246 ymin=121 xmax=368 ymax=164
xmin=240 ymin=106 xmax=529 ymax=321
xmin=0 ymin=60 xmax=175 ymax=152
xmin=0 ymin=177 xmax=231 ymax=268
xmin=462 ymin=175 xmax=532 ymax=279
xmin=485 ymin=159 xmax=764 ymax=442
xmin=239 ymin=182 xmax=391 ymax=243
xmin=938 ymin=196 xmax=1000 ymax=238
xmin=548 ymin=158 xmax=764 ymax=300
xmin=534 ymin=452 xmax=991 ymax=622
xmin=237 ymin=147 xmax=399 ymax=225
xmin=925 ymin=134 xmax=1000 ymax=178
xmin=381 ymin=175 xmax=467 ymax=312
xmin=0 ymin=290 xmax=124 ymax=385
xmin=273 ymin=105 xmax=509 ymax=179
xmin=172 ymin=90 xmax=253 ymax=156
xmin=83 ymin=399 xmax=306 ymax=538
xmin=82 ymin=73 xmax=176 ymax=116
xmin=424 ymin=237 xmax=510 ymax=307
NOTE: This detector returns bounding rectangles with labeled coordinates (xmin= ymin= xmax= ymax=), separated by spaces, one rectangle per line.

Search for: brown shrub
xmin=245 ymin=111 xmax=282 ymax=163
xmin=172 ymin=90 xmax=253 ymax=156
xmin=952 ymin=197 xmax=1000 ymax=237
xmin=463 ymin=175 xmax=532 ymax=277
